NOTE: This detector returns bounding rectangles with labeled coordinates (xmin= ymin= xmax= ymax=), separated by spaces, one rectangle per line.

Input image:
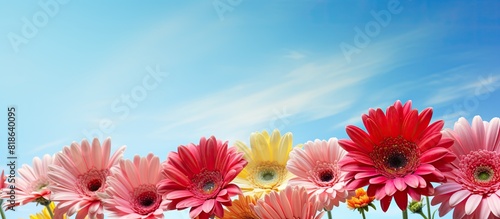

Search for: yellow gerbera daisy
xmin=29 ymin=202 xmax=66 ymax=219
xmin=233 ymin=129 xmax=295 ymax=198
xmin=217 ymin=194 xmax=259 ymax=219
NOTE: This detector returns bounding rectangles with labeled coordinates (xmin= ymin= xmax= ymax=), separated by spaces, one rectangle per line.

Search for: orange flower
xmin=347 ymin=188 xmax=375 ymax=210
xmin=218 ymin=194 xmax=259 ymax=219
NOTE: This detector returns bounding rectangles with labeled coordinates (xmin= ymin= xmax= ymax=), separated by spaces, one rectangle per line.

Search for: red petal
xmin=420 ymin=147 xmax=451 ymax=163
xmin=394 ymin=190 xmax=408 ymax=211
xmin=346 ymin=126 xmax=374 ymax=152
xmin=380 ymin=195 xmax=393 ymax=212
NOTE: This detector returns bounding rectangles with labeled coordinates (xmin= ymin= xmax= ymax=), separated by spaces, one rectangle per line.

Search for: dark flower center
xmin=137 ymin=191 xmax=157 ymax=207
xmin=370 ymin=136 xmax=420 ymax=177
xmin=88 ymin=179 xmax=102 ymax=192
xmin=320 ymin=170 xmax=334 ymax=182
xmin=387 ymin=153 xmax=408 ymax=169
xmin=132 ymin=185 xmax=161 ymax=215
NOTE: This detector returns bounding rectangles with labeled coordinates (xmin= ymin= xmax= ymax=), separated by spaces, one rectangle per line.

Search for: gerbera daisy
xmin=1 ymin=170 xmax=6 ymax=191
xmin=157 ymin=136 xmax=247 ymax=219
xmin=432 ymin=116 xmax=500 ymax=219
xmin=347 ymin=188 xmax=375 ymax=211
xmin=47 ymin=138 xmax=126 ymax=219
xmin=338 ymin=100 xmax=455 ymax=211
xmin=1 ymin=154 xmax=54 ymax=207
xmin=287 ymin=138 xmax=351 ymax=210
xmin=101 ymin=153 xmax=168 ymax=219
xmin=250 ymin=186 xmax=325 ymax=219
xmin=233 ymin=129 xmax=295 ymax=198
xmin=217 ymin=194 xmax=259 ymax=219
xmin=29 ymin=202 xmax=67 ymax=219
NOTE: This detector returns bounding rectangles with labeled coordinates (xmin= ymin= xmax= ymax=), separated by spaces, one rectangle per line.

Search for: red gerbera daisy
xmin=338 ymin=100 xmax=455 ymax=211
xmin=157 ymin=136 xmax=247 ymax=219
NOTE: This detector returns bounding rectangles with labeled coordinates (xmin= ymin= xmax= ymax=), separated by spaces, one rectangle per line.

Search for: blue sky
xmin=1 ymin=0 xmax=499 ymax=218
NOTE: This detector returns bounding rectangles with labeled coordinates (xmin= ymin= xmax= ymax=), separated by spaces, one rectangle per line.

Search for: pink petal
xmin=404 ymin=174 xmax=419 ymax=188
xmin=369 ymin=176 xmax=388 ymax=184
xmin=465 ymin=194 xmax=482 ymax=215
xmin=384 ymin=180 xmax=397 ymax=196
xmin=487 ymin=194 xmax=500 ymax=218
xmin=202 ymin=199 xmax=215 ymax=213
xmin=449 ymin=190 xmax=471 ymax=207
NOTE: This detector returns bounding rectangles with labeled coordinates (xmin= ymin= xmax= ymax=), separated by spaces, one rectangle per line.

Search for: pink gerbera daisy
xmin=157 ymin=136 xmax=247 ymax=219
xmin=101 ymin=153 xmax=169 ymax=219
xmin=287 ymin=138 xmax=351 ymax=210
xmin=250 ymin=186 xmax=325 ymax=219
xmin=48 ymin=138 xmax=126 ymax=219
xmin=1 ymin=170 xmax=7 ymax=190
xmin=2 ymin=154 xmax=54 ymax=207
xmin=432 ymin=116 xmax=500 ymax=219
xmin=338 ymin=100 xmax=455 ymax=211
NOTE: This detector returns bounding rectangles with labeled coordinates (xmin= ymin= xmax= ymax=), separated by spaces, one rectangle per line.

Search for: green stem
xmin=402 ymin=209 xmax=408 ymax=219
xmin=418 ymin=212 xmax=429 ymax=219
xmin=361 ymin=209 xmax=367 ymax=219
xmin=0 ymin=199 xmax=5 ymax=219
xmin=426 ymin=197 xmax=432 ymax=219
xmin=44 ymin=202 xmax=54 ymax=219
xmin=327 ymin=210 xmax=332 ymax=219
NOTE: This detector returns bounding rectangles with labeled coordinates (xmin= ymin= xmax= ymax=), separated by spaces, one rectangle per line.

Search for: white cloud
xmin=28 ymin=138 xmax=68 ymax=156
xmin=285 ymin=50 xmax=306 ymax=60
xmin=146 ymin=30 xmax=430 ymax=143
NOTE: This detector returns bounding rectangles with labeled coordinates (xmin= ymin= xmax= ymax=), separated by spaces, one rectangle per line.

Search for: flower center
xmin=475 ymin=166 xmax=493 ymax=182
xmin=457 ymin=150 xmax=500 ymax=195
xmin=77 ymin=168 xmax=109 ymax=197
xmin=370 ymin=136 xmax=420 ymax=177
xmin=308 ymin=161 xmax=341 ymax=187
xmin=138 ymin=191 xmax=156 ymax=207
xmin=88 ymin=179 xmax=102 ymax=192
xmin=387 ymin=153 xmax=408 ymax=169
xmin=320 ymin=171 xmax=334 ymax=182
xmin=191 ymin=170 xmax=223 ymax=198
xmin=248 ymin=162 xmax=287 ymax=189
xmin=202 ymin=181 xmax=216 ymax=194
xmin=260 ymin=170 xmax=276 ymax=181
xmin=31 ymin=178 xmax=50 ymax=192
xmin=131 ymin=184 xmax=161 ymax=215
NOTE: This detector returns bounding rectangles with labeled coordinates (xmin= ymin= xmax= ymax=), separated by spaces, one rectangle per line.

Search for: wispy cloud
xmin=28 ymin=138 xmax=68 ymax=156
xmin=425 ymin=71 xmax=500 ymax=106
xmin=284 ymin=50 xmax=306 ymax=60
xmin=146 ymin=30 xmax=430 ymax=143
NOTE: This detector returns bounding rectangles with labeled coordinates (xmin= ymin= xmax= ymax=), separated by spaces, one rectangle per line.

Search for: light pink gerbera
xmin=287 ymin=138 xmax=352 ymax=210
xmin=432 ymin=116 xmax=500 ymax=219
xmin=1 ymin=154 xmax=54 ymax=207
xmin=250 ymin=186 xmax=325 ymax=219
xmin=338 ymin=100 xmax=456 ymax=211
xmin=48 ymin=138 xmax=126 ymax=219
xmin=157 ymin=136 xmax=247 ymax=219
xmin=101 ymin=153 xmax=169 ymax=219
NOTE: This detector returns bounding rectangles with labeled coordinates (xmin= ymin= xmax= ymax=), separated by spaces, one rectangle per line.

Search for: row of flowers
xmin=1 ymin=100 xmax=499 ymax=219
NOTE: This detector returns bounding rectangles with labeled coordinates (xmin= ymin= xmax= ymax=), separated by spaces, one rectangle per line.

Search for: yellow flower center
xmin=249 ymin=161 xmax=286 ymax=189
